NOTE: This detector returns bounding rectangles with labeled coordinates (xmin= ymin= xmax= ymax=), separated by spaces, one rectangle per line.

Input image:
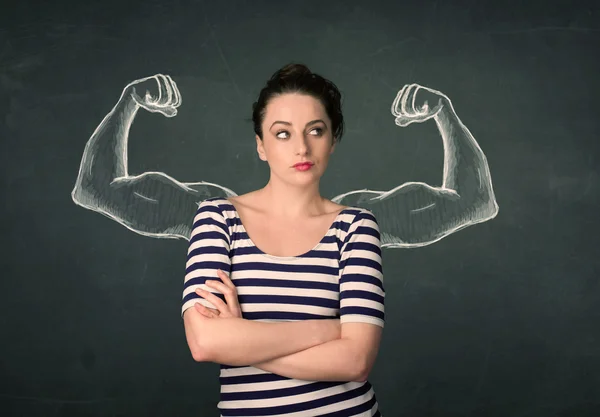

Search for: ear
xmin=329 ymin=137 xmax=338 ymax=154
xmin=256 ymin=134 xmax=267 ymax=161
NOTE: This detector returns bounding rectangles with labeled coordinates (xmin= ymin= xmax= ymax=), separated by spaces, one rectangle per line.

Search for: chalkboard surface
xmin=2 ymin=1 xmax=599 ymax=416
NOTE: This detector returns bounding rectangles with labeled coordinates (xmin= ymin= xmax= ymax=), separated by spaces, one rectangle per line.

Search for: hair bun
xmin=253 ymin=62 xmax=345 ymax=143
xmin=268 ymin=63 xmax=312 ymax=86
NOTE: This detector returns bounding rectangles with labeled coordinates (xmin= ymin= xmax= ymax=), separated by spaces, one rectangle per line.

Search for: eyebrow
xmin=270 ymin=119 xmax=326 ymax=129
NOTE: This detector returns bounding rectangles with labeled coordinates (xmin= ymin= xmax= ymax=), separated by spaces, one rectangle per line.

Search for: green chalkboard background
xmin=2 ymin=1 xmax=599 ymax=416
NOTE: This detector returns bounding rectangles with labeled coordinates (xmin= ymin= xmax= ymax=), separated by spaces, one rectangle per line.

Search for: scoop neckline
xmin=223 ymin=198 xmax=351 ymax=260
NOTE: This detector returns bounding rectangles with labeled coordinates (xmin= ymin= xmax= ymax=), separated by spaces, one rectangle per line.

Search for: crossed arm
xmin=252 ymin=321 xmax=382 ymax=383
xmin=182 ymin=202 xmax=384 ymax=383
xmin=183 ymin=308 xmax=382 ymax=382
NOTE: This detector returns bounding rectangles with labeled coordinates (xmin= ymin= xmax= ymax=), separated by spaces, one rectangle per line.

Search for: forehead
xmin=263 ymin=93 xmax=328 ymax=123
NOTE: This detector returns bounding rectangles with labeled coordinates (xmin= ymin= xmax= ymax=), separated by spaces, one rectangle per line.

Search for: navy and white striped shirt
xmin=182 ymin=197 xmax=385 ymax=416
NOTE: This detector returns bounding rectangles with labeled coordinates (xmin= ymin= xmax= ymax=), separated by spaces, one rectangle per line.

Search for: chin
xmin=295 ymin=175 xmax=322 ymax=185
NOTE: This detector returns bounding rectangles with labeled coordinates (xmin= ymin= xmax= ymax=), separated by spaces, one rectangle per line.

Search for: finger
xmin=167 ymin=75 xmax=182 ymax=107
xmin=149 ymin=76 xmax=161 ymax=104
xmin=394 ymin=116 xmax=413 ymax=127
xmin=196 ymin=303 xmax=221 ymax=315
xmin=398 ymin=84 xmax=411 ymax=116
xmin=395 ymin=113 xmax=429 ymax=127
xmin=206 ymin=280 xmax=236 ymax=297
xmin=205 ymin=279 xmax=238 ymax=309
xmin=206 ymin=280 xmax=229 ymax=293
xmin=410 ymin=85 xmax=420 ymax=113
xmin=204 ymin=306 xmax=220 ymax=316
xmin=162 ymin=107 xmax=178 ymax=117
xmin=401 ymin=84 xmax=418 ymax=116
xmin=217 ymin=269 xmax=234 ymax=287
xmin=158 ymin=74 xmax=173 ymax=106
xmin=209 ymin=272 xmax=237 ymax=298
xmin=194 ymin=302 xmax=218 ymax=318
xmin=163 ymin=74 xmax=174 ymax=106
xmin=391 ymin=84 xmax=408 ymax=117
xmin=196 ymin=287 xmax=229 ymax=313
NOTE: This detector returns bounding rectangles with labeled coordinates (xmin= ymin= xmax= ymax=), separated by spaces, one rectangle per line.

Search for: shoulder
xmin=194 ymin=197 xmax=234 ymax=224
xmin=339 ymin=205 xmax=378 ymax=226
xmin=323 ymin=197 xmax=375 ymax=219
xmin=340 ymin=207 xmax=380 ymax=244
xmin=197 ymin=197 xmax=226 ymax=212
xmin=354 ymin=207 xmax=378 ymax=224
xmin=198 ymin=196 xmax=238 ymax=210
xmin=192 ymin=198 xmax=234 ymax=243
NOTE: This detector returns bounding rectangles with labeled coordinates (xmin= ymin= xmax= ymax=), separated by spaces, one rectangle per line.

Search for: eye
xmin=275 ymin=130 xmax=289 ymax=139
xmin=275 ymin=127 xmax=324 ymax=139
xmin=309 ymin=127 xmax=324 ymax=136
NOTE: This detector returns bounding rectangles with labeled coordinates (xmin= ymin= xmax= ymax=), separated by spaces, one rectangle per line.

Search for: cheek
xmin=264 ymin=143 xmax=289 ymax=163
xmin=317 ymin=141 xmax=334 ymax=156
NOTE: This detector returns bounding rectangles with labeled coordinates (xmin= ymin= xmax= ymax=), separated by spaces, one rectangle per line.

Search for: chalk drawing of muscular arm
xmin=331 ymin=84 xmax=499 ymax=247
xmin=72 ymin=75 xmax=498 ymax=246
xmin=71 ymin=75 xmax=237 ymax=240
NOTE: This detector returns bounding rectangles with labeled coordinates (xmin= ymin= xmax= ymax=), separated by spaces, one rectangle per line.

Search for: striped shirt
xmin=182 ymin=197 xmax=385 ymax=416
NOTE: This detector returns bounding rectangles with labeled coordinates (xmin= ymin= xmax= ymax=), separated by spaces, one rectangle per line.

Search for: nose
xmin=295 ymin=134 xmax=309 ymax=155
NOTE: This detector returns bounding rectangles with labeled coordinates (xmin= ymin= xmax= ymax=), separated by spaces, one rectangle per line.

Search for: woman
xmin=181 ymin=63 xmax=385 ymax=416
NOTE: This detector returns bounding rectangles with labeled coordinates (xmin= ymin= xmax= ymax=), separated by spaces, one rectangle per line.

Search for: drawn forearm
xmin=435 ymin=100 xmax=496 ymax=210
xmin=72 ymin=96 xmax=138 ymax=203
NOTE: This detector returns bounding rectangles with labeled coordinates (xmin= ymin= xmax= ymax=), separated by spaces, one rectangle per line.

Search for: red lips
xmin=293 ymin=161 xmax=314 ymax=167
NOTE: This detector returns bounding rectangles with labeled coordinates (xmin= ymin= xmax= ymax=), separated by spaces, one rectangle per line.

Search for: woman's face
xmin=256 ymin=93 xmax=336 ymax=185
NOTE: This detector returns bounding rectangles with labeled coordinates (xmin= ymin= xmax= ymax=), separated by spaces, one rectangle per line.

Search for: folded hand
xmin=194 ymin=269 xmax=243 ymax=319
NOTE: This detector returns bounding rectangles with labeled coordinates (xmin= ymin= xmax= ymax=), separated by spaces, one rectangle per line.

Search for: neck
xmin=259 ymin=179 xmax=326 ymax=219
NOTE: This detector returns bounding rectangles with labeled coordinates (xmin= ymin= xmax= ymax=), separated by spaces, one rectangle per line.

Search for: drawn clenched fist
xmin=391 ymin=83 xmax=448 ymax=127
xmin=125 ymin=74 xmax=182 ymax=118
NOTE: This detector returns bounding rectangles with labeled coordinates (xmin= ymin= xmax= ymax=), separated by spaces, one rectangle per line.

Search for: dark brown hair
xmin=252 ymin=63 xmax=345 ymax=143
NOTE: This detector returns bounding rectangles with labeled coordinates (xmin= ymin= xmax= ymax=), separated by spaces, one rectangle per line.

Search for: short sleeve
xmin=338 ymin=209 xmax=385 ymax=328
xmin=181 ymin=199 xmax=232 ymax=317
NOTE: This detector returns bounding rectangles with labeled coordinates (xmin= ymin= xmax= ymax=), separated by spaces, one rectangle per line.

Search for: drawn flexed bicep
xmin=333 ymin=84 xmax=498 ymax=248
xmin=72 ymin=75 xmax=237 ymax=240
